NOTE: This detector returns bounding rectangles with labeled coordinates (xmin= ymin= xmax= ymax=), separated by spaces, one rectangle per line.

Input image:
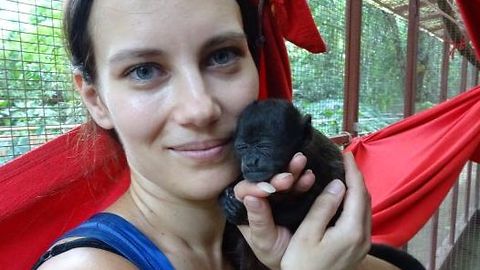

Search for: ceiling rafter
xmin=366 ymin=0 xmax=479 ymax=68
xmin=367 ymin=0 xmax=464 ymax=41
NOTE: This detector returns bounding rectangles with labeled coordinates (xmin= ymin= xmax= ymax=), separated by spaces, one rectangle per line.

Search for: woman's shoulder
xmin=36 ymin=247 xmax=137 ymax=270
xmin=34 ymin=211 xmax=174 ymax=270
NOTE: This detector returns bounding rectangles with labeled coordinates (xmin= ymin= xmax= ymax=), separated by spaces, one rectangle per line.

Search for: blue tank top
xmin=56 ymin=212 xmax=175 ymax=270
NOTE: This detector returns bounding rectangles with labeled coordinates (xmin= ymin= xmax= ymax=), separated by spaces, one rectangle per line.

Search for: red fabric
xmin=254 ymin=0 xmax=327 ymax=100
xmin=0 ymin=129 xmax=130 ymax=268
xmin=347 ymin=86 xmax=480 ymax=247
xmin=1 ymin=0 xmax=479 ymax=268
xmin=0 ymin=1 xmax=325 ymax=269
xmin=456 ymin=0 xmax=480 ymax=61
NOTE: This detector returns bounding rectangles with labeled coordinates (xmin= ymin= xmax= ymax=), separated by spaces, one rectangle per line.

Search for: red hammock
xmin=0 ymin=0 xmax=479 ymax=269
xmin=347 ymin=85 xmax=480 ymax=246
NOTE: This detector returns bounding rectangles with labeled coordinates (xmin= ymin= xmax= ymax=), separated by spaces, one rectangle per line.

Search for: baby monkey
xmin=219 ymin=99 xmax=425 ymax=270
xmin=221 ymin=99 xmax=345 ymax=232
xmin=219 ymin=99 xmax=344 ymax=270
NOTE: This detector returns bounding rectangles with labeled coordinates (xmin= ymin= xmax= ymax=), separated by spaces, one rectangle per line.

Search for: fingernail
xmin=278 ymin=172 xmax=292 ymax=181
xmin=325 ymin=179 xmax=345 ymax=195
xmin=257 ymin=182 xmax=276 ymax=194
xmin=244 ymin=196 xmax=261 ymax=209
xmin=294 ymin=152 xmax=304 ymax=158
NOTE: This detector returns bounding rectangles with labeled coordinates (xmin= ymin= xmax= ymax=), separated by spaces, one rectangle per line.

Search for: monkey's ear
xmin=302 ymin=114 xmax=313 ymax=145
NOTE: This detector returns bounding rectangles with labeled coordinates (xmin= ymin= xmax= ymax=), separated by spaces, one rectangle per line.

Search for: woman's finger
xmin=291 ymin=169 xmax=316 ymax=194
xmin=337 ymin=152 xmax=371 ymax=226
xmin=293 ymin=179 xmax=346 ymax=242
xmin=272 ymin=152 xmax=315 ymax=193
xmin=335 ymin=152 xmax=371 ymax=249
xmin=233 ymin=180 xmax=276 ymax=201
xmin=237 ymin=196 xmax=287 ymax=253
xmin=287 ymin=152 xmax=307 ymax=180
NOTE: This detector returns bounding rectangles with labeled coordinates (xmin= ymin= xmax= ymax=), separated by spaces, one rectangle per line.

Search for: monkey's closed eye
xmin=234 ymin=143 xmax=248 ymax=151
xmin=256 ymin=142 xmax=274 ymax=149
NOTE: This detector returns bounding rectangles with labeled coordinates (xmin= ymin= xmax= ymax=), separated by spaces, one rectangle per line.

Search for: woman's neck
xmin=107 ymin=172 xmax=229 ymax=269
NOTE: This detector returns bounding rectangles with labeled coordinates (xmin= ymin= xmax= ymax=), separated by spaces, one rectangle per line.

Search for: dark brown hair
xmin=63 ymin=0 xmax=260 ymax=85
xmin=62 ymin=3 xmax=261 ymax=267
xmin=63 ymin=0 xmax=261 ymax=165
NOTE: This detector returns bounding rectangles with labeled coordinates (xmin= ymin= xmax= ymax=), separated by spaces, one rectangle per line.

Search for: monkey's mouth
xmin=242 ymin=171 xmax=275 ymax=182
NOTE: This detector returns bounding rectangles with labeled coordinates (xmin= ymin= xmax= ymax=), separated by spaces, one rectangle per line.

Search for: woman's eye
xmin=126 ymin=64 xmax=165 ymax=82
xmin=207 ymin=48 xmax=240 ymax=67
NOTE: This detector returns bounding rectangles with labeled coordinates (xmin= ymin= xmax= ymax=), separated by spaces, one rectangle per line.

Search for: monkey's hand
xmin=219 ymin=185 xmax=249 ymax=225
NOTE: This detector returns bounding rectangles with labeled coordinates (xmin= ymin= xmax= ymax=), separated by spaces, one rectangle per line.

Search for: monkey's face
xmin=234 ymin=137 xmax=293 ymax=182
xmin=233 ymin=99 xmax=311 ymax=183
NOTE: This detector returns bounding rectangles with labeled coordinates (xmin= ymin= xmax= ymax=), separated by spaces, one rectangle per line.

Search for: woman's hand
xmin=234 ymin=152 xmax=371 ymax=270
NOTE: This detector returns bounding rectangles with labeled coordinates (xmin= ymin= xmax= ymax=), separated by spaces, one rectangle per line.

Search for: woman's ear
xmin=73 ymin=71 xmax=114 ymax=130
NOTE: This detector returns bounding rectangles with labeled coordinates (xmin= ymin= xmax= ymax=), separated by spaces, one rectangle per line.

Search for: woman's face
xmin=86 ymin=0 xmax=259 ymax=201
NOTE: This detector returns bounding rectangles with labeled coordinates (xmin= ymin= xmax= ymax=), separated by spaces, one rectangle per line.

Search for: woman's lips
xmin=169 ymin=139 xmax=231 ymax=161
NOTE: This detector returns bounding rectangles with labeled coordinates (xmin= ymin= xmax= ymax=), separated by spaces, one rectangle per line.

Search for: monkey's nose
xmin=243 ymin=157 xmax=259 ymax=170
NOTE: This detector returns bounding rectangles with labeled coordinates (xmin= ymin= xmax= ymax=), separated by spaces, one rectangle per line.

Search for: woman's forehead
xmin=88 ymin=0 xmax=244 ymax=57
xmin=89 ymin=0 xmax=243 ymax=33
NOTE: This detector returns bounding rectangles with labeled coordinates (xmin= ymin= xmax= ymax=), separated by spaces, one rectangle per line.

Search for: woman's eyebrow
xmin=109 ymin=49 xmax=165 ymax=64
xmin=108 ymin=32 xmax=246 ymax=64
xmin=202 ymin=32 xmax=247 ymax=49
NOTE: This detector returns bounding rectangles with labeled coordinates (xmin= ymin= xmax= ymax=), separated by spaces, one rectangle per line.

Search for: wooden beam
xmin=394 ymin=2 xmax=428 ymax=14
xmin=440 ymin=29 xmax=450 ymax=102
xmin=343 ymin=0 xmax=362 ymax=136
xmin=428 ymin=24 xmax=446 ymax=32
xmin=460 ymin=57 xmax=468 ymax=92
xmin=420 ymin=12 xmax=442 ymax=21
xmin=404 ymin=0 xmax=420 ymax=117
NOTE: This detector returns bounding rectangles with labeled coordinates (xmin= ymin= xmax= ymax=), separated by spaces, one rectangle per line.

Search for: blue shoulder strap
xmin=61 ymin=212 xmax=175 ymax=270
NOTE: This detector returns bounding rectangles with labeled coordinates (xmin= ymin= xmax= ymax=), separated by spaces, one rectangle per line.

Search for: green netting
xmin=467 ymin=63 xmax=477 ymax=89
xmin=448 ymin=54 xmax=464 ymax=97
xmin=0 ymin=0 xmax=85 ymax=164
xmin=290 ymin=0 xmax=346 ymax=136
xmin=414 ymin=31 xmax=443 ymax=113
xmin=359 ymin=2 xmax=406 ymax=134
xmin=0 ymin=0 xmax=478 ymax=164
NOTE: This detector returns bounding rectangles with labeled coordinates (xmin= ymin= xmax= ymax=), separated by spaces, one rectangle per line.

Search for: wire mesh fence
xmin=0 ymin=0 xmax=479 ymax=167
xmin=414 ymin=29 xmax=443 ymax=112
xmin=1 ymin=0 xmax=480 ymax=269
xmin=289 ymin=0 xmax=346 ymax=136
xmin=359 ymin=1 xmax=407 ymax=133
xmin=0 ymin=0 xmax=85 ymax=164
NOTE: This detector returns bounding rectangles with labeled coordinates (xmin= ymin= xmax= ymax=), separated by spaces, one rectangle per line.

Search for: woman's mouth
xmin=169 ymin=139 xmax=231 ymax=161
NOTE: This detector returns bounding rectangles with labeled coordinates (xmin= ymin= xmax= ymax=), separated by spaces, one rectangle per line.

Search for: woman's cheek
xmin=108 ymin=93 xmax=164 ymax=142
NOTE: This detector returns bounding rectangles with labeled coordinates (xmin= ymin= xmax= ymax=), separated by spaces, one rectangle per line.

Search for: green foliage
xmin=0 ymin=0 xmax=459 ymax=163
xmin=289 ymin=1 xmax=446 ymax=136
xmin=0 ymin=1 xmax=85 ymax=162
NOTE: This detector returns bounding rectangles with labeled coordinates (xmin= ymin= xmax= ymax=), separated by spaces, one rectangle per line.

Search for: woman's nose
xmin=171 ymin=69 xmax=221 ymax=127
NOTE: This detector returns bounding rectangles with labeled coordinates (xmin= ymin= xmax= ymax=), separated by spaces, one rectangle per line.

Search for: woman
xmin=35 ymin=0 xmax=388 ymax=269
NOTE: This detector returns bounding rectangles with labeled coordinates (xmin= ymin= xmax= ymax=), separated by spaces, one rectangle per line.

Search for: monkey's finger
xmin=293 ymin=179 xmax=346 ymax=242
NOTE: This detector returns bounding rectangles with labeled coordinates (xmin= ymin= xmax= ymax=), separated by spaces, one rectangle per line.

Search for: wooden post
xmin=343 ymin=0 xmax=362 ymax=136
xmin=440 ymin=30 xmax=450 ymax=102
xmin=404 ymin=0 xmax=420 ymax=117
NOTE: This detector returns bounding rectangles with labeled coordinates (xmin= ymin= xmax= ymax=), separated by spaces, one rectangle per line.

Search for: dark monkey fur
xmin=220 ymin=99 xmax=344 ymax=269
xmin=220 ymin=99 xmax=425 ymax=270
